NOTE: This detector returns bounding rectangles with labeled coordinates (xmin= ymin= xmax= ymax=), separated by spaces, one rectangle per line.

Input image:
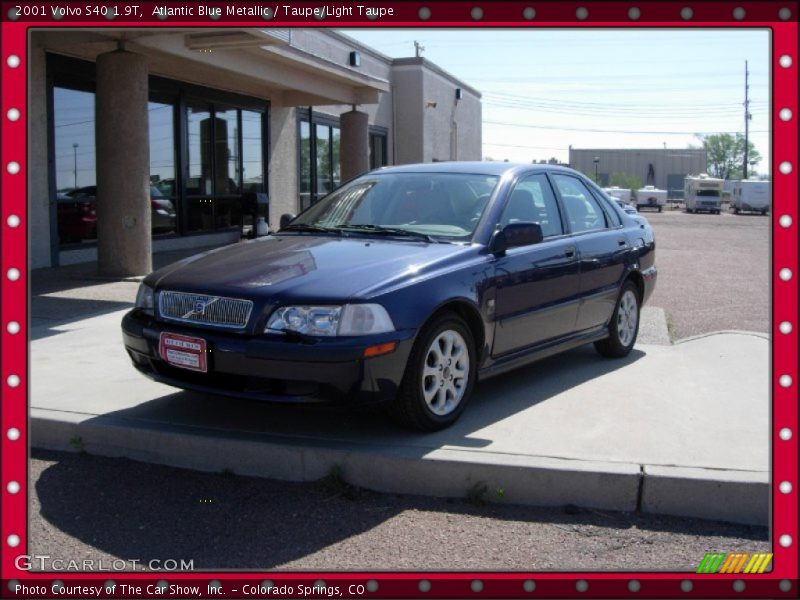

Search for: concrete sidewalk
xmin=29 ymin=296 xmax=769 ymax=525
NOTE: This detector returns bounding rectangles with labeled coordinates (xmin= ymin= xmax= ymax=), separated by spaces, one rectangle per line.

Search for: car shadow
xmin=72 ymin=345 xmax=646 ymax=454
xmin=31 ymin=447 xmax=766 ymax=571
xmin=31 ymin=297 xmax=133 ymax=341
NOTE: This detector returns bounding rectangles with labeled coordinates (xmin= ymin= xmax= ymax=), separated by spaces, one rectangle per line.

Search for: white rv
xmin=684 ymin=174 xmax=724 ymax=214
xmin=602 ymin=186 xmax=632 ymax=205
xmin=731 ymin=179 xmax=771 ymax=215
xmin=635 ymin=185 xmax=668 ymax=212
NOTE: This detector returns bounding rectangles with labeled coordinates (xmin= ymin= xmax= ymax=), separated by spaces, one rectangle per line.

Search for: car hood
xmin=148 ymin=234 xmax=476 ymax=302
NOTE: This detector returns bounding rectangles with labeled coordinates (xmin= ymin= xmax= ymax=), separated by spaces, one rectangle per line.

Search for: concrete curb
xmin=32 ymin=408 xmax=768 ymax=525
xmin=638 ymin=306 xmax=671 ymax=345
xmin=641 ymin=465 xmax=769 ymax=527
xmin=674 ymin=330 xmax=770 ymax=344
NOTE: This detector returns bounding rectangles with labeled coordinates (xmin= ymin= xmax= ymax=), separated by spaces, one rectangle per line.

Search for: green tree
xmin=695 ymin=133 xmax=761 ymax=180
xmin=608 ymin=172 xmax=642 ymax=191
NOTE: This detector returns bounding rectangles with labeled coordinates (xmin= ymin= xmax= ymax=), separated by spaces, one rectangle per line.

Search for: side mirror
xmin=279 ymin=213 xmax=296 ymax=229
xmin=489 ymin=222 xmax=544 ymax=255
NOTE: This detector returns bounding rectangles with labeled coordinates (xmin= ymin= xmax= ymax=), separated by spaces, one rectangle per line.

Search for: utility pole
xmin=414 ymin=40 xmax=424 ymax=57
xmin=743 ymin=60 xmax=750 ymax=179
xmin=72 ymin=143 xmax=79 ymax=188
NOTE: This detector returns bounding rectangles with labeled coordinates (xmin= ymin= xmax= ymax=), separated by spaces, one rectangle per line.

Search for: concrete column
xmin=340 ymin=109 xmax=369 ymax=182
xmin=268 ymin=104 xmax=298 ymax=226
xmin=95 ymin=49 xmax=151 ymax=276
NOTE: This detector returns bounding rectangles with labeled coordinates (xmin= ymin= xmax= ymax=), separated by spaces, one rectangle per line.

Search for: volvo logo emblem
xmin=182 ymin=296 xmax=219 ymax=319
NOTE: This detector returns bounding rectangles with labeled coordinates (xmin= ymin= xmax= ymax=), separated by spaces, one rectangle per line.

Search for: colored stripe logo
xmin=696 ymin=552 xmax=772 ymax=574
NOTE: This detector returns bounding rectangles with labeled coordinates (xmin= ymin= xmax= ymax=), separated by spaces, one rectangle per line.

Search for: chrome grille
xmin=158 ymin=291 xmax=253 ymax=329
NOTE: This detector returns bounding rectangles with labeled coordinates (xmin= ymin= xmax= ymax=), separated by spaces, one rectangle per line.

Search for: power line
xmin=483 ymin=91 xmax=768 ymax=110
xmin=484 ymin=120 xmax=767 ymax=135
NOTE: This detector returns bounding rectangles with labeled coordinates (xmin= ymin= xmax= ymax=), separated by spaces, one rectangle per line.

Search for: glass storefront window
xmin=300 ymin=117 xmax=342 ymax=209
xmin=315 ymin=123 xmax=332 ymax=196
xmin=370 ymin=133 xmax=387 ymax=170
xmin=50 ymin=56 xmax=267 ymax=245
xmin=149 ymin=101 xmax=177 ymax=236
xmin=215 ymin=107 xmax=240 ymax=196
xmin=241 ymin=110 xmax=264 ymax=195
xmin=187 ymin=103 xmax=212 ymax=197
xmin=186 ymin=103 xmax=265 ymax=233
xmin=54 ymin=87 xmax=97 ymax=244
xmin=331 ymin=127 xmax=341 ymax=188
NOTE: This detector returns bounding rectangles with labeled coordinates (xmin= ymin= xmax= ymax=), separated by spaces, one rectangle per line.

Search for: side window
xmin=499 ymin=174 xmax=564 ymax=237
xmin=551 ymin=174 xmax=608 ymax=233
xmin=593 ymin=191 xmax=622 ymax=227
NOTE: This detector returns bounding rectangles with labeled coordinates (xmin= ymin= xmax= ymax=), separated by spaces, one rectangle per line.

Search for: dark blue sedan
xmin=122 ymin=162 xmax=656 ymax=430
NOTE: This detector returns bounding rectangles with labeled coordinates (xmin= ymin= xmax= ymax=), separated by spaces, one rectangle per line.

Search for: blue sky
xmin=342 ymin=29 xmax=771 ymax=173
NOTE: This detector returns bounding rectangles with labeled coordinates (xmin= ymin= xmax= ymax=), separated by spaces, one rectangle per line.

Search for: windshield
xmin=284 ymin=172 xmax=500 ymax=241
xmin=697 ymin=190 xmax=721 ymax=197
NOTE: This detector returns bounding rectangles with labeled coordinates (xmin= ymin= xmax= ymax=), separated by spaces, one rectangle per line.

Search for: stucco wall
xmin=390 ymin=66 xmax=424 ymax=164
xmin=421 ymin=67 xmax=481 ymax=162
xmin=28 ymin=43 xmax=51 ymax=269
xmin=391 ymin=59 xmax=482 ymax=165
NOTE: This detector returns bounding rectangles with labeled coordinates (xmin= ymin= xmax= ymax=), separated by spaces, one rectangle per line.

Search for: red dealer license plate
xmin=159 ymin=332 xmax=208 ymax=373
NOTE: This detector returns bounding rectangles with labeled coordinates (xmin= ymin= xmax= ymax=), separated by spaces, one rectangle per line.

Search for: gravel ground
xmin=642 ymin=210 xmax=770 ymax=339
xmin=29 ymin=450 xmax=768 ymax=572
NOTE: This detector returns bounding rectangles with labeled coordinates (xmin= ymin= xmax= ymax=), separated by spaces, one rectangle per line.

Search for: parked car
xmin=122 ymin=163 xmax=657 ymax=430
xmin=65 ymin=185 xmax=177 ymax=234
xmin=56 ymin=191 xmax=97 ymax=243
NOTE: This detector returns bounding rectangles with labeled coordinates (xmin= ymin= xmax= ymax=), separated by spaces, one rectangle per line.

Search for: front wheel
xmin=595 ymin=281 xmax=640 ymax=358
xmin=388 ymin=313 xmax=477 ymax=431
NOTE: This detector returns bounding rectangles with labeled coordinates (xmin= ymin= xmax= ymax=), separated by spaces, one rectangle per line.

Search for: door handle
xmin=565 ymin=246 xmax=576 ymax=258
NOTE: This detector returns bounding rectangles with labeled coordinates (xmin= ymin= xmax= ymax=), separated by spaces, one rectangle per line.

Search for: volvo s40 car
xmin=122 ymin=163 xmax=656 ymax=430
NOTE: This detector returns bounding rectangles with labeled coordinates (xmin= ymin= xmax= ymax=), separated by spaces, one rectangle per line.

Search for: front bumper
xmin=121 ymin=310 xmax=416 ymax=405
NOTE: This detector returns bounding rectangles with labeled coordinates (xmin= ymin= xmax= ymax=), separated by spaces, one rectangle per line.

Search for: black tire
xmin=658 ymin=206 xmax=663 ymax=213
xmin=387 ymin=312 xmax=477 ymax=431
xmin=594 ymin=281 xmax=640 ymax=358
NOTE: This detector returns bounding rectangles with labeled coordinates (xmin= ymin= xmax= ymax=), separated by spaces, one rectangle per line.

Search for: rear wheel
xmin=388 ymin=313 xmax=477 ymax=431
xmin=595 ymin=281 xmax=640 ymax=358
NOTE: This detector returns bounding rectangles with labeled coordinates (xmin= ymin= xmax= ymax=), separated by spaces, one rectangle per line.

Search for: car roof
xmin=372 ymin=161 xmax=578 ymax=177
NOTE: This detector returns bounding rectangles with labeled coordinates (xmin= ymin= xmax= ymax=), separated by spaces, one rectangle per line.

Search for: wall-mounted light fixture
xmin=455 ymin=88 xmax=463 ymax=100
xmin=349 ymin=51 xmax=361 ymax=67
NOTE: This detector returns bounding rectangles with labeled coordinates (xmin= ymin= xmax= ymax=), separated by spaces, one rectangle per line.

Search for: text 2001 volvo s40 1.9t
xmin=123 ymin=163 xmax=656 ymax=430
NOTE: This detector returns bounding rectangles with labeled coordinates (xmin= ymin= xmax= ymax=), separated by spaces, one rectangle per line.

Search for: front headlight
xmin=135 ymin=283 xmax=155 ymax=315
xmin=265 ymin=304 xmax=394 ymax=337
